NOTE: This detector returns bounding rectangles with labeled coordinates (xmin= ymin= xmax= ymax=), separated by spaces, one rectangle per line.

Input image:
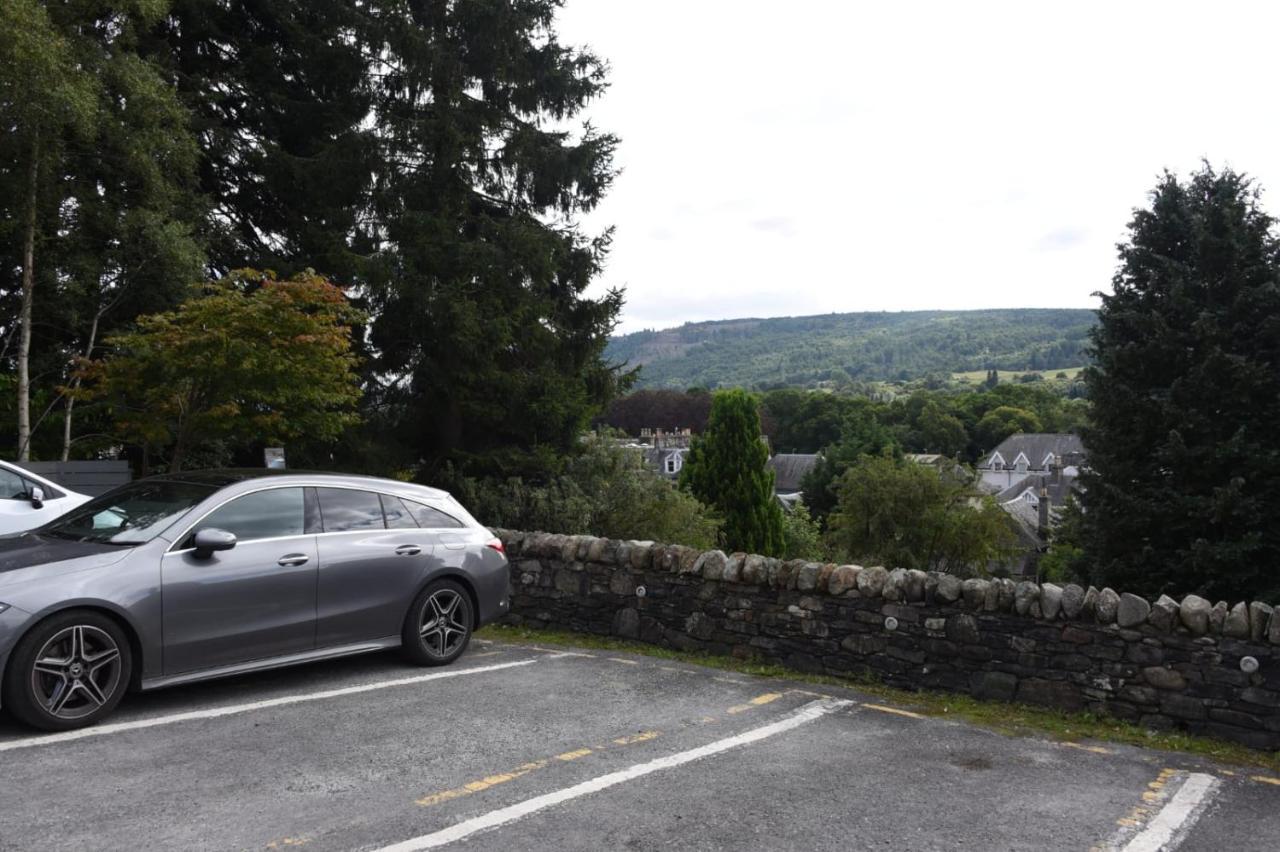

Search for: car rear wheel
xmin=2 ymin=610 xmax=132 ymax=732
xmin=402 ymin=579 xmax=473 ymax=666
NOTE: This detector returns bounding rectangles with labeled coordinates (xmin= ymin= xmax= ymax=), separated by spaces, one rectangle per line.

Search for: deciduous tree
xmin=826 ymin=454 xmax=1017 ymax=574
xmin=78 ymin=270 xmax=364 ymax=472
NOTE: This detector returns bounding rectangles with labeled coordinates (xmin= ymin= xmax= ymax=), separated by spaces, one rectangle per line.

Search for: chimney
xmin=1050 ymin=453 xmax=1062 ymax=485
xmin=1038 ymin=480 xmax=1051 ymax=538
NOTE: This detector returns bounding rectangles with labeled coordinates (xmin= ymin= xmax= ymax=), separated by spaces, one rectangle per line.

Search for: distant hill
xmin=606 ymin=309 xmax=1096 ymax=390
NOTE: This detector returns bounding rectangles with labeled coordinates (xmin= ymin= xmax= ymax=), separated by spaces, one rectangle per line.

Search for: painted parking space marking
xmin=1062 ymin=742 xmax=1113 ymax=755
xmin=1119 ymin=772 xmax=1219 ymax=852
xmin=382 ymin=698 xmax=853 ymax=851
xmin=417 ymin=733 xmax=663 ymax=809
xmin=1252 ymin=775 xmax=1280 ymax=786
xmin=861 ymin=703 xmax=926 ymax=720
xmin=727 ymin=692 xmax=783 ymax=714
xmin=0 ymin=657 xmax=560 ymax=754
xmin=413 ymin=690 xmax=805 ymax=811
xmin=1096 ymin=769 xmax=1220 ymax=852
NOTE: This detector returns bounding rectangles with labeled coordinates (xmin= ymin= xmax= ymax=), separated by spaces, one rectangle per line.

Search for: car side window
xmin=406 ymin=501 xmax=464 ymax=529
xmin=0 ymin=468 xmax=29 ymax=499
xmin=183 ymin=488 xmax=306 ymax=547
xmin=317 ymin=488 xmax=386 ymax=532
xmin=381 ymin=495 xmax=418 ymax=529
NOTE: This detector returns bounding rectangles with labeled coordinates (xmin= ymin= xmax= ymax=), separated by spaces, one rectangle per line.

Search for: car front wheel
xmin=402 ymin=579 xmax=473 ymax=666
xmin=2 ymin=610 xmax=133 ymax=732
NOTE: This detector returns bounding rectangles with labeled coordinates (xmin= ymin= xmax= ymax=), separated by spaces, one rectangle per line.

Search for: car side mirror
xmin=29 ymin=486 xmax=44 ymax=510
xmin=193 ymin=528 xmax=237 ymax=558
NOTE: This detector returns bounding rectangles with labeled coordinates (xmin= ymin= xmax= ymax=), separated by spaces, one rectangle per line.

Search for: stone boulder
xmin=694 ymin=550 xmax=728 ymax=581
xmin=828 ymin=565 xmax=861 ymax=596
xmin=1179 ymin=595 xmax=1212 ymax=635
xmin=961 ymin=578 xmax=989 ymax=609
xmin=1095 ymin=588 xmax=1120 ymax=624
xmin=1060 ymin=584 xmax=1086 ymax=619
xmin=1223 ymin=602 xmax=1251 ymax=639
xmin=1210 ymin=601 xmax=1228 ymax=634
xmin=1148 ymin=594 xmax=1179 ymax=632
xmin=856 ymin=565 xmax=889 ymax=598
xmin=1040 ymin=583 xmax=1064 ymax=620
xmin=936 ymin=573 xmax=963 ymax=603
xmin=904 ymin=569 xmax=927 ymax=602
xmin=1116 ymin=593 xmax=1151 ymax=628
xmin=882 ymin=568 xmax=909 ymax=601
xmin=1082 ymin=586 xmax=1099 ymax=618
xmin=1250 ymin=602 xmax=1274 ymax=643
xmin=1014 ymin=581 xmax=1040 ymax=616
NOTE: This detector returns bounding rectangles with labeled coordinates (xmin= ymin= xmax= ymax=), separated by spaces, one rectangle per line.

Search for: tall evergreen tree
xmin=0 ymin=0 xmax=203 ymax=460
xmin=1081 ymin=165 xmax=1280 ymax=600
xmin=679 ymin=389 xmax=784 ymax=556
xmin=360 ymin=0 xmax=625 ymax=480
xmin=144 ymin=0 xmax=627 ymax=480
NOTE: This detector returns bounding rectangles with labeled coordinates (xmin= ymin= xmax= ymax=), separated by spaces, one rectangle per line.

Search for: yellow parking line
xmin=861 ymin=703 xmax=925 ymax=720
xmin=728 ymin=692 xmax=783 ymax=714
xmin=1062 ymin=742 xmax=1112 ymax=755
xmin=417 ymin=731 xmax=665 ymax=808
xmin=607 ymin=657 xmax=639 ymax=665
xmin=1252 ymin=775 xmax=1280 ymax=786
xmin=613 ymin=731 xmax=660 ymax=746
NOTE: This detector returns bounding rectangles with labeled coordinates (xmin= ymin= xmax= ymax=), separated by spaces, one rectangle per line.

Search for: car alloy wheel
xmin=419 ymin=588 xmax=470 ymax=660
xmin=402 ymin=579 xmax=473 ymax=666
xmin=30 ymin=624 xmax=124 ymax=721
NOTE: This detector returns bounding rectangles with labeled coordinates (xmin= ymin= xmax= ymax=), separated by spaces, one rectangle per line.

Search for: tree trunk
xmin=17 ymin=132 xmax=39 ymax=461
xmin=61 ymin=308 xmax=102 ymax=461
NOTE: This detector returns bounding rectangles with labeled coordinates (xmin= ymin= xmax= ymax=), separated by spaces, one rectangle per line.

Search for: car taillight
xmin=485 ymin=537 xmax=506 ymax=555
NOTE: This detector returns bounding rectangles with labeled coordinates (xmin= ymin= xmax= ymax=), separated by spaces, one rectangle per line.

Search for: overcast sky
xmin=555 ymin=0 xmax=1280 ymax=333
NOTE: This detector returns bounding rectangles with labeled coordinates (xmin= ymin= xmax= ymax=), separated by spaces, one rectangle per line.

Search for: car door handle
xmin=278 ymin=554 xmax=310 ymax=567
xmin=395 ymin=545 xmax=422 ymax=556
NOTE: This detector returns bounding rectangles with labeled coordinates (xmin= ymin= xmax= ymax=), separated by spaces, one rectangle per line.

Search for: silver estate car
xmin=0 ymin=470 xmax=509 ymax=731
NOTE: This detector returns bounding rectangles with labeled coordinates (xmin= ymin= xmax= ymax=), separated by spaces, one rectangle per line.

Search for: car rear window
xmin=405 ymin=501 xmax=464 ymax=529
xmin=317 ymin=488 xmax=386 ymax=532
xmin=381 ymin=494 xmax=418 ymax=529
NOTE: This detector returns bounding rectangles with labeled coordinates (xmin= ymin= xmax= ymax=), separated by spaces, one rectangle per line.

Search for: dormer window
xmin=665 ymin=454 xmax=681 ymax=474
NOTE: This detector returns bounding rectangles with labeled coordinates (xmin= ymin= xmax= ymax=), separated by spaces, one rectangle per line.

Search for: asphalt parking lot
xmin=1 ymin=638 xmax=1278 ymax=851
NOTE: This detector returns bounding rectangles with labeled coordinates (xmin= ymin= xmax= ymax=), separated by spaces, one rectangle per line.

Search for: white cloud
xmin=556 ymin=0 xmax=1280 ymax=332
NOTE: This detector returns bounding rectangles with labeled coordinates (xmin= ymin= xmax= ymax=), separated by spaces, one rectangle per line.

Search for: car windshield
xmin=41 ymin=480 xmax=217 ymax=545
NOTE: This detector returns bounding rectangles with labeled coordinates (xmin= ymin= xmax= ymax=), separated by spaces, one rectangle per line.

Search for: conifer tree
xmin=1082 ymin=165 xmax=1280 ymax=600
xmin=680 ymin=390 xmax=784 ymax=556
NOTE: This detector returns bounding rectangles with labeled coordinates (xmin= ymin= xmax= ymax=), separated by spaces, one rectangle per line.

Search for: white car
xmin=0 ymin=461 xmax=93 ymax=535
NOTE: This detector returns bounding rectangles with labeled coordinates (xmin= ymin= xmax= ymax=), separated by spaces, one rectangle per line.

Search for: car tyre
xmin=402 ymin=579 xmax=473 ymax=666
xmin=2 ymin=609 xmax=133 ymax=732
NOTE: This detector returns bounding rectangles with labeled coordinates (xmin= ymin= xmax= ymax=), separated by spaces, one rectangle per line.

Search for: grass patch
xmin=478 ymin=623 xmax=1280 ymax=774
xmin=952 ymin=366 xmax=1084 ymax=383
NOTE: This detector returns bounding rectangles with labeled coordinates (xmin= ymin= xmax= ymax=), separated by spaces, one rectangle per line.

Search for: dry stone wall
xmin=496 ymin=530 xmax=1280 ymax=751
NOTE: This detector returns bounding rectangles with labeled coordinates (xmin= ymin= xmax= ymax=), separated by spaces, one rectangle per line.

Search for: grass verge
xmin=478 ymin=623 xmax=1280 ymax=774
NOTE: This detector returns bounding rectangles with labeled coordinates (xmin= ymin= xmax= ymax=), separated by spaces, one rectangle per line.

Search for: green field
xmin=952 ymin=366 xmax=1085 ymax=384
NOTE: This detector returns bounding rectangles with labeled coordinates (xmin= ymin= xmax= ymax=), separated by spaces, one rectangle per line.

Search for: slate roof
xmin=995 ymin=473 xmax=1078 ymax=506
xmin=767 ymin=453 xmax=820 ymax=493
xmin=981 ymin=433 xmax=1085 ymax=470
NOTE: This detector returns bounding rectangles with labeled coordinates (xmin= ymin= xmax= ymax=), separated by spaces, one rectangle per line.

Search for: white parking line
xmin=1120 ymin=773 xmax=1220 ymax=852
xmin=0 ymin=657 xmax=554 ymax=754
xmin=374 ymin=697 xmax=854 ymax=851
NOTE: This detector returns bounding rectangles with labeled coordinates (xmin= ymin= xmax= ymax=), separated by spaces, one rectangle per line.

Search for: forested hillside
xmin=607 ymin=309 xmax=1095 ymax=389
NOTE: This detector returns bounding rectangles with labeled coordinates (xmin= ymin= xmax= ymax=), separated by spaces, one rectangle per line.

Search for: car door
xmin=161 ymin=486 xmax=318 ymax=674
xmin=314 ymin=488 xmax=433 ymax=647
